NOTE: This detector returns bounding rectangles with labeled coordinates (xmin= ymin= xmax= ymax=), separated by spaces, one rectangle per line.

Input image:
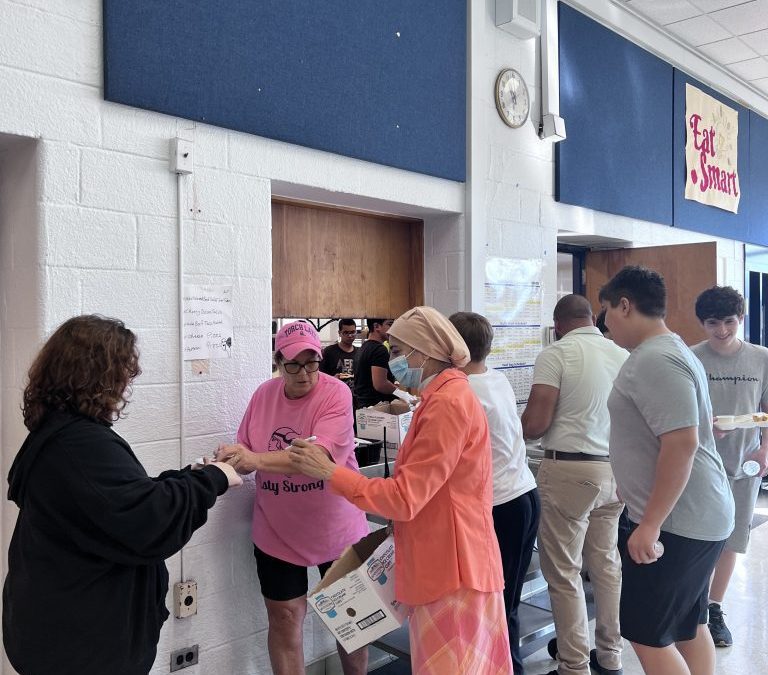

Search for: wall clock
xmin=494 ymin=68 xmax=530 ymax=129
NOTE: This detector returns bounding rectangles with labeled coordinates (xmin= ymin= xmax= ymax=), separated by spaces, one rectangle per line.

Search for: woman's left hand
xmin=289 ymin=439 xmax=336 ymax=480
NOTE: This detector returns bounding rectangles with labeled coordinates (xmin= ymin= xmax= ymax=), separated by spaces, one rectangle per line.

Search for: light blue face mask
xmin=388 ymin=350 xmax=427 ymax=389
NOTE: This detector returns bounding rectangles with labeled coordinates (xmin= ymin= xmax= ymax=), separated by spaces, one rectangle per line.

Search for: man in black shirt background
xmin=320 ymin=318 xmax=358 ymax=384
xmin=353 ymin=318 xmax=397 ymax=408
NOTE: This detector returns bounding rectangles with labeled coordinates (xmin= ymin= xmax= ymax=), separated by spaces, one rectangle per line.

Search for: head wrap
xmin=388 ymin=306 xmax=470 ymax=367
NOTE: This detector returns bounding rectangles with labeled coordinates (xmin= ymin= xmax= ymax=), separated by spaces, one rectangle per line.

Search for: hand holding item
xmin=627 ymin=523 xmax=663 ymax=565
xmin=202 ymin=459 xmax=243 ymax=488
xmin=214 ymin=443 xmax=259 ymax=475
xmin=289 ymin=438 xmax=336 ymax=480
xmin=392 ymin=388 xmax=418 ymax=407
xmin=744 ymin=447 xmax=768 ymax=477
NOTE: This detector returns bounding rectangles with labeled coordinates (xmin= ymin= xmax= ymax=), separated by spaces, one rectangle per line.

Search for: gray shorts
xmin=725 ymin=476 xmax=762 ymax=553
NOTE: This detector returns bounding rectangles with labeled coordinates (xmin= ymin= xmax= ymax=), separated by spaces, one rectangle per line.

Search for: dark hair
xmin=695 ymin=286 xmax=744 ymax=322
xmin=366 ymin=318 xmax=387 ymax=332
xmin=449 ymin=312 xmax=493 ymax=363
xmin=553 ymin=294 xmax=592 ymax=323
xmin=598 ymin=266 xmax=667 ymax=318
xmin=595 ymin=309 xmax=609 ymax=335
xmin=338 ymin=318 xmax=356 ymax=331
xmin=23 ymin=315 xmax=141 ymax=431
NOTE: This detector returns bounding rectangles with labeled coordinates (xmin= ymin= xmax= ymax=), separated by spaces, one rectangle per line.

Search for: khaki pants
xmin=537 ymin=457 xmax=624 ymax=675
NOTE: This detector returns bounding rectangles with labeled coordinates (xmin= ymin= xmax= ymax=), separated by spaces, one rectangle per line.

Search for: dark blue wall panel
xmin=556 ymin=4 xmax=673 ymax=225
xmin=747 ymin=112 xmax=768 ymax=245
xmin=103 ymin=1 xmax=466 ymax=182
xmin=672 ymin=71 xmax=750 ymax=241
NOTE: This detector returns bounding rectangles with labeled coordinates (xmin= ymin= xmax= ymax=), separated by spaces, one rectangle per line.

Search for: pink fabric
xmin=409 ymin=588 xmax=513 ymax=674
xmin=237 ymin=373 xmax=368 ymax=566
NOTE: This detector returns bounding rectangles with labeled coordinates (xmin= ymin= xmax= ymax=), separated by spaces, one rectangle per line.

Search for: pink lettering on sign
xmin=688 ymin=113 xmax=738 ymax=197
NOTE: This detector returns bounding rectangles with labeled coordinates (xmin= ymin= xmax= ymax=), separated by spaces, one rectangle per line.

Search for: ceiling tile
xmin=710 ymin=0 xmax=768 ymax=35
xmin=740 ymin=28 xmax=768 ymax=55
xmin=728 ymin=56 xmax=768 ymax=79
xmin=698 ymin=36 xmax=759 ymax=63
xmin=690 ymin=0 xmax=751 ymax=11
xmin=666 ymin=14 xmax=733 ymax=45
xmin=751 ymin=76 xmax=768 ymax=94
xmin=628 ymin=0 xmax=701 ymax=25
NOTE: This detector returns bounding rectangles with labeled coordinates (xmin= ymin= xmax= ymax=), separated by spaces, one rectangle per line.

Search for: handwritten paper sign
xmin=685 ymin=84 xmax=740 ymax=213
xmin=183 ymin=285 xmax=233 ymax=360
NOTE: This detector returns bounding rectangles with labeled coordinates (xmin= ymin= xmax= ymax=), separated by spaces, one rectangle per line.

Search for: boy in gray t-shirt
xmin=599 ymin=266 xmax=734 ymax=674
xmin=691 ymin=285 xmax=768 ymax=648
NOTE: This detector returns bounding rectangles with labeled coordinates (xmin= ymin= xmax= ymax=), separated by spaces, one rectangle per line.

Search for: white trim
xmin=563 ymin=0 xmax=768 ymax=119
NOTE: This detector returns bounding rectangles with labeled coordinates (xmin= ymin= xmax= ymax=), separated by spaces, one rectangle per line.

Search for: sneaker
xmin=589 ymin=648 xmax=623 ymax=675
xmin=708 ymin=602 xmax=733 ymax=647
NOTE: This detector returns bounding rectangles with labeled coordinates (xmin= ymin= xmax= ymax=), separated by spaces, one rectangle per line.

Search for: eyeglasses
xmin=340 ymin=331 xmax=357 ymax=336
xmin=282 ymin=360 xmax=321 ymax=375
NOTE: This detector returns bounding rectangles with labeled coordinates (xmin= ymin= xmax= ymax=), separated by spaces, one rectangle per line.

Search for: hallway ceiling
xmin=621 ymin=0 xmax=768 ymax=97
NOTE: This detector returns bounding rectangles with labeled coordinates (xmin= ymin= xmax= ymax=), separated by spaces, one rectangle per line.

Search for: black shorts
xmin=253 ymin=544 xmax=334 ymax=602
xmin=619 ymin=521 xmax=726 ymax=647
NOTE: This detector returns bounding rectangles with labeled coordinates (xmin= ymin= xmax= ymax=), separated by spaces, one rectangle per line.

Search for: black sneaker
xmin=589 ymin=648 xmax=623 ymax=675
xmin=708 ymin=602 xmax=733 ymax=647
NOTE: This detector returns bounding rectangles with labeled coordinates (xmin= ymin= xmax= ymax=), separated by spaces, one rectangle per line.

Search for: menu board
xmin=484 ymin=257 xmax=543 ymax=405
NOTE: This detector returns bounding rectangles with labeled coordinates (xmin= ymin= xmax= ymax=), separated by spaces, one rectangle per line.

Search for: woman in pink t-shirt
xmin=217 ymin=320 xmax=369 ymax=675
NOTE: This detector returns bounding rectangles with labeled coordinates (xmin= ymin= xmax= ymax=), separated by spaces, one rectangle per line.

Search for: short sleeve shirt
xmin=692 ymin=340 xmax=768 ymax=477
xmin=608 ymin=333 xmax=734 ymax=541
xmin=532 ymin=326 xmax=629 ymax=455
xmin=237 ymin=373 xmax=368 ymax=566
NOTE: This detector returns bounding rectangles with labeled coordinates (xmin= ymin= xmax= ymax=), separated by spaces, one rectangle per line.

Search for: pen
xmin=289 ymin=435 xmax=317 ymax=448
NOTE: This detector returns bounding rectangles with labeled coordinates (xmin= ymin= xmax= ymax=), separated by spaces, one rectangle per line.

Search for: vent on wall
xmin=496 ymin=0 xmax=540 ymax=39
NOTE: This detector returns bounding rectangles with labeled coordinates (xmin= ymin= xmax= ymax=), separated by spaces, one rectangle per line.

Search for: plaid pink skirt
xmin=409 ymin=587 xmax=513 ymax=674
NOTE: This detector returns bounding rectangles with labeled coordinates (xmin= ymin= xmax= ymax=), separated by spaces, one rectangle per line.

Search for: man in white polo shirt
xmin=522 ymin=294 xmax=628 ymax=675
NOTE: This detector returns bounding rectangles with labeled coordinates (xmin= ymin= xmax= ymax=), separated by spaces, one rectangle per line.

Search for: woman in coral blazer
xmin=290 ymin=306 xmax=512 ymax=675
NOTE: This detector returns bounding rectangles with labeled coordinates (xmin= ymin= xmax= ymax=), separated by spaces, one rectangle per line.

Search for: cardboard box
xmin=308 ymin=528 xmax=408 ymax=653
xmin=355 ymin=403 xmax=413 ymax=454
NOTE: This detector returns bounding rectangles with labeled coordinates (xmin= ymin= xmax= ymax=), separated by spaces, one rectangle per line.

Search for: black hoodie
xmin=3 ymin=412 xmax=229 ymax=675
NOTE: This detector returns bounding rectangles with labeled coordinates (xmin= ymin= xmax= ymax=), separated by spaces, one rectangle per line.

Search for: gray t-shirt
xmin=691 ymin=340 xmax=768 ymax=478
xmin=608 ymin=333 xmax=734 ymax=541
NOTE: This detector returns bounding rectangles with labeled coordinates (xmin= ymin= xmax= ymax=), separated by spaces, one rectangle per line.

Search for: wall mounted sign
xmin=685 ymin=84 xmax=740 ymax=213
xmin=183 ymin=285 xmax=233 ymax=360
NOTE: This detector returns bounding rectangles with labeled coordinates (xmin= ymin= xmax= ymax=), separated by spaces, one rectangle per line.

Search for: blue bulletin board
xmin=556 ymin=4 xmax=768 ymax=246
xmin=103 ymin=1 xmax=467 ymax=182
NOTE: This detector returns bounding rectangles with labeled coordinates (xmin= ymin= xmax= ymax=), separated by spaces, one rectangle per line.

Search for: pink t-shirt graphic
xmin=237 ymin=373 xmax=368 ymax=566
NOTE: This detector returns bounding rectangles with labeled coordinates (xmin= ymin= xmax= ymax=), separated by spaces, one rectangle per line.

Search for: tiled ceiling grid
xmin=621 ymin=0 xmax=768 ymax=96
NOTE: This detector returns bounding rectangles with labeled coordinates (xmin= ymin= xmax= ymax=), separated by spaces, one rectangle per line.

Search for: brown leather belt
xmin=544 ymin=449 xmax=610 ymax=463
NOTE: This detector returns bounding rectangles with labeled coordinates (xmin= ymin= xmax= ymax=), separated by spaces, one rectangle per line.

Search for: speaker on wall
xmin=496 ymin=0 xmax=540 ymax=39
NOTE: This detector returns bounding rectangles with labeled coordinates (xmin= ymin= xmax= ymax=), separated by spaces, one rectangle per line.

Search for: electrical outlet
xmin=169 ymin=137 xmax=194 ymax=174
xmin=173 ymin=580 xmax=198 ymax=618
xmin=170 ymin=644 xmax=198 ymax=672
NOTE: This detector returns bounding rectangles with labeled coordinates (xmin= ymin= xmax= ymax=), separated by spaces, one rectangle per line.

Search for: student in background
xmin=691 ymin=286 xmax=768 ymax=648
xmin=353 ymin=318 xmax=397 ymax=408
xmin=320 ymin=318 xmax=359 ymax=384
xmin=450 ymin=311 xmax=539 ymax=675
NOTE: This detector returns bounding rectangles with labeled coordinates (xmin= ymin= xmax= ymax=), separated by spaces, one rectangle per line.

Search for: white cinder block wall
xmin=0 ymin=0 xmax=755 ymax=673
xmin=0 ymin=1 xmax=463 ymax=674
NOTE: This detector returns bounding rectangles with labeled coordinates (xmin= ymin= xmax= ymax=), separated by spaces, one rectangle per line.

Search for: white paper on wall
xmin=685 ymin=83 xmax=740 ymax=214
xmin=182 ymin=285 xmax=233 ymax=360
xmin=484 ymin=257 xmax=543 ymax=405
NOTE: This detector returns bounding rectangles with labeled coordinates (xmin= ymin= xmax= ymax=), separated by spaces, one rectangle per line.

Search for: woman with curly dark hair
xmin=3 ymin=315 xmax=242 ymax=675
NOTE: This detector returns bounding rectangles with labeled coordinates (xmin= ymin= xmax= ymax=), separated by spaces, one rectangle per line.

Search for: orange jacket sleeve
xmin=330 ymin=393 xmax=470 ymax=521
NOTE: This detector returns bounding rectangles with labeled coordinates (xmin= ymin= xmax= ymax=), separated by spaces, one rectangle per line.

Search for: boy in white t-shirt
xmin=450 ymin=312 xmax=539 ymax=675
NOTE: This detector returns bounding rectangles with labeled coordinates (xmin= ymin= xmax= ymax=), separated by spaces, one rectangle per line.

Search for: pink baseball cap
xmin=275 ymin=320 xmax=322 ymax=360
